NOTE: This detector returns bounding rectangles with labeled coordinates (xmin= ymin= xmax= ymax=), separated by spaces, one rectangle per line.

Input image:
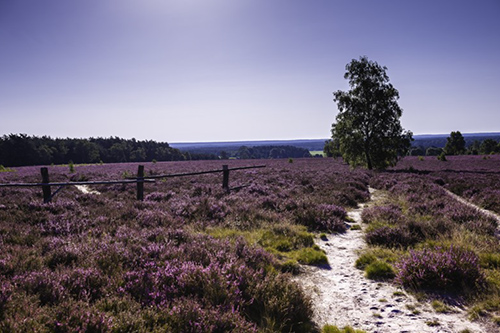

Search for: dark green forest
xmin=0 ymin=134 xmax=312 ymax=167
xmin=0 ymin=134 xmax=189 ymax=167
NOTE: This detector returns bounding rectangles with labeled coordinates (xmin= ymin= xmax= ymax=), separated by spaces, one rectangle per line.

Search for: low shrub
xmin=248 ymin=272 xmax=314 ymax=333
xmin=396 ymin=246 xmax=485 ymax=293
xmin=365 ymin=225 xmax=419 ymax=248
xmin=0 ymin=280 xmax=12 ymax=318
xmin=361 ymin=205 xmax=403 ymax=224
xmin=294 ymin=204 xmax=347 ymax=233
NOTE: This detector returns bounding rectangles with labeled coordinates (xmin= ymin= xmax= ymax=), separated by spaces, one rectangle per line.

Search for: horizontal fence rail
xmin=0 ymin=164 xmax=266 ymax=203
xmin=137 ymin=165 xmax=266 ymax=179
xmin=0 ymin=179 xmax=154 ymax=187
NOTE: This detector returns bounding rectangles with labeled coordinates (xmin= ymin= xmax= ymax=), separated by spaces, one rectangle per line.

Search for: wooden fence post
xmin=137 ymin=165 xmax=144 ymax=201
xmin=41 ymin=167 xmax=51 ymax=203
xmin=222 ymin=165 xmax=229 ymax=192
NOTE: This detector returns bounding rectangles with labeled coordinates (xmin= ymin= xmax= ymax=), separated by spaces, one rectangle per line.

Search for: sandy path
xmin=298 ymin=188 xmax=487 ymax=333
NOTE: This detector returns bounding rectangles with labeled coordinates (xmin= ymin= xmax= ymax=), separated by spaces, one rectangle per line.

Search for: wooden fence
xmin=0 ymin=164 xmax=266 ymax=203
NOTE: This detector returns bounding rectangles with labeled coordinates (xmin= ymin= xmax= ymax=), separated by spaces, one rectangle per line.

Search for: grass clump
xmin=365 ymin=260 xmax=395 ymax=280
xmin=0 ymin=165 xmax=14 ymax=172
xmin=294 ymin=247 xmax=328 ymax=266
xmin=426 ymin=319 xmax=440 ymax=327
xmin=355 ymin=253 xmax=376 ymax=270
xmin=322 ymin=324 xmax=366 ymax=333
xmin=431 ymin=300 xmax=453 ymax=313
xmin=208 ymin=224 xmax=328 ymax=268
xmin=480 ymin=252 xmax=500 ymax=269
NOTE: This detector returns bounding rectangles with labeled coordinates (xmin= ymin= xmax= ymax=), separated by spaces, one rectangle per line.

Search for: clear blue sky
xmin=1 ymin=0 xmax=499 ymax=143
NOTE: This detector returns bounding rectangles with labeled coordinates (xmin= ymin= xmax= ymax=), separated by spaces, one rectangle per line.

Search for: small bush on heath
xmin=396 ymin=246 xmax=485 ymax=293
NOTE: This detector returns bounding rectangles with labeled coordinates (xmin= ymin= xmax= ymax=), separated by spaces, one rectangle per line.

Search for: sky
xmin=1 ymin=0 xmax=499 ymax=143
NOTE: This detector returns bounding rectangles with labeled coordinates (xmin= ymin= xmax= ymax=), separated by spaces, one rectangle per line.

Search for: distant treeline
xmin=0 ymin=134 xmax=190 ymax=167
xmin=231 ymin=145 xmax=311 ymax=159
xmin=410 ymin=138 xmax=500 ymax=156
xmin=0 ymin=134 xmax=313 ymax=167
xmin=411 ymin=133 xmax=500 ymax=153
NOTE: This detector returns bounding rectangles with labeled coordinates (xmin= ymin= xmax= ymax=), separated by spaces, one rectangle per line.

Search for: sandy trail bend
xmin=298 ymin=188 xmax=486 ymax=333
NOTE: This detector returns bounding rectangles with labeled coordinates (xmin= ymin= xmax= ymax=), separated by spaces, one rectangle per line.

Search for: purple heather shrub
xmin=46 ymin=244 xmax=81 ymax=269
xmin=136 ymin=208 xmax=177 ymax=228
xmin=50 ymin=300 xmax=113 ymax=332
xmin=441 ymin=204 xmax=484 ymax=224
xmin=365 ymin=225 xmax=419 ymax=248
xmin=260 ymin=194 xmax=279 ymax=211
xmin=361 ymin=205 xmax=404 ymax=224
xmin=247 ymin=183 xmax=271 ymax=196
xmin=396 ymin=246 xmax=485 ymax=292
xmin=40 ymin=216 xmax=92 ymax=236
xmin=0 ymin=256 xmax=14 ymax=277
xmin=190 ymin=198 xmax=230 ymax=223
xmin=0 ymin=280 xmax=12 ymax=315
xmin=295 ymin=203 xmax=347 ymax=233
xmin=144 ymin=190 xmax=175 ymax=202
xmin=471 ymin=188 xmax=500 ymax=214
xmin=166 ymin=297 xmax=258 ymax=333
xmin=27 ymin=198 xmax=81 ymax=214
xmin=15 ymin=270 xmax=66 ymax=305
xmin=62 ymin=268 xmax=107 ymax=302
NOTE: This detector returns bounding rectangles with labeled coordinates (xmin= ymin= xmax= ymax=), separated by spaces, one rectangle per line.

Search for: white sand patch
xmin=297 ymin=188 xmax=487 ymax=333
xmin=74 ymin=185 xmax=100 ymax=195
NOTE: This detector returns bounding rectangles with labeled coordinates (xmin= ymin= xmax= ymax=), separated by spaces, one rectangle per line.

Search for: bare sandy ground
xmin=297 ymin=188 xmax=489 ymax=333
xmin=74 ymin=184 xmax=100 ymax=195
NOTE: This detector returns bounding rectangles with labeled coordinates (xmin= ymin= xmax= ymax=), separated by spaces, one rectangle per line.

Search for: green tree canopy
xmin=329 ymin=56 xmax=412 ymax=170
xmin=480 ymin=139 xmax=500 ymax=155
xmin=444 ymin=131 xmax=466 ymax=155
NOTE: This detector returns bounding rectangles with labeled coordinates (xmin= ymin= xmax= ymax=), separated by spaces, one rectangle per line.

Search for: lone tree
xmin=444 ymin=131 xmax=466 ymax=155
xmin=329 ymin=56 xmax=412 ymax=170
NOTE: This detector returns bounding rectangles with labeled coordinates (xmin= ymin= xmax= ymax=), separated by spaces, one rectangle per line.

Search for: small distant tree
xmin=409 ymin=147 xmax=425 ymax=156
xmin=331 ymin=56 xmax=412 ymax=169
xmin=426 ymin=147 xmax=443 ymax=156
xmin=323 ymin=139 xmax=341 ymax=158
xmin=219 ymin=151 xmax=229 ymax=160
xmin=480 ymin=139 xmax=500 ymax=155
xmin=444 ymin=131 xmax=466 ymax=155
xmin=467 ymin=140 xmax=481 ymax=155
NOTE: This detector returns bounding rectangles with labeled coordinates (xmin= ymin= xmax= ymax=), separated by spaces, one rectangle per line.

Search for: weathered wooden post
xmin=137 ymin=165 xmax=144 ymax=201
xmin=222 ymin=165 xmax=229 ymax=192
xmin=41 ymin=167 xmax=51 ymax=203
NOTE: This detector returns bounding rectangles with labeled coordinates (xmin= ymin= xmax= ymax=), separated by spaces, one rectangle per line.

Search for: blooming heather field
xmin=363 ymin=155 xmax=500 ymax=327
xmin=0 ymin=159 xmax=371 ymax=332
xmin=1 ymin=156 xmax=499 ymax=331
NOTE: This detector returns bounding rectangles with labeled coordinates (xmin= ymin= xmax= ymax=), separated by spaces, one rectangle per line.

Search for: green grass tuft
xmin=322 ymin=324 xmax=367 ymax=333
xmin=365 ymin=260 xmax=395 ymax=280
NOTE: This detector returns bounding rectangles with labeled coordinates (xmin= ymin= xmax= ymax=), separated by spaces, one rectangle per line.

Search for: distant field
xmin=309 ymin=150 xmax=326 ymax=157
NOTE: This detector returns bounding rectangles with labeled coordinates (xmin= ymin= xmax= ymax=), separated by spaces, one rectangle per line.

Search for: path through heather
xmin=297 ymin=188 xmax=488 ymax=333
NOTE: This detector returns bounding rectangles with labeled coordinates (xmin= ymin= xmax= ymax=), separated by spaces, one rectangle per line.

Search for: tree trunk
xmin=364 ymin=141 xmax=373 ymax=170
